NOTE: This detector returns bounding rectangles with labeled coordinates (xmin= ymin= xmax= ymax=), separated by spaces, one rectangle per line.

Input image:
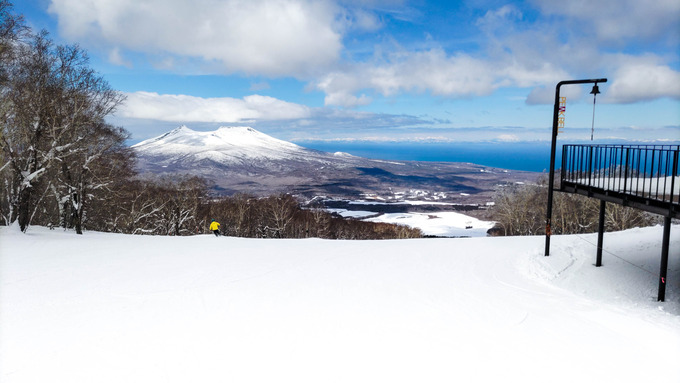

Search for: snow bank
xmin=1 ymin=225 xmax=678 ymax=382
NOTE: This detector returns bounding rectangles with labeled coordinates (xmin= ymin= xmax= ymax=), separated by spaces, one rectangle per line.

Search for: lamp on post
xmin=544 ymin=78 xmax=607 ymax=257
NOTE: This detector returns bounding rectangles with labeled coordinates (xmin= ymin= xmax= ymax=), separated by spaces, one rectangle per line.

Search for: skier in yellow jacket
xmin=209 ymin=219 xmax=221 ymax=236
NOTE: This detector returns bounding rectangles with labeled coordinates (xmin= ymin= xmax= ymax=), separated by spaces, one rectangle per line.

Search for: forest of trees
xmin=75 ymin=176 xmax=423 ymax=239
xmin=489 ymin=176 xmax=656 ymax=236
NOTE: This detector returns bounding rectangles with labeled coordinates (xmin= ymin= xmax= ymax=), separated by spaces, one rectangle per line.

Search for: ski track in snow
xmin=1 ymin=225 xmax=679 ymax=382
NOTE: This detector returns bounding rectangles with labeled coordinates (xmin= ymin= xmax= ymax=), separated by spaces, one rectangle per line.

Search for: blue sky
xmin=14 ymin=0 xmax=680 ymax=145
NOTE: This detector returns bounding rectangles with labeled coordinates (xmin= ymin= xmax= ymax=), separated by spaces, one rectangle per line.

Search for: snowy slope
xmin=2 ymin=225 xmax=678 ymax=383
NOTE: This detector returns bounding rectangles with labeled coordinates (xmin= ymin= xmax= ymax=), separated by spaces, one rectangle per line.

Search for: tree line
xmin=0 ymin=2 xmax=421 ymax=239
xmin=67 ymin=175 xmax=423 ymax=239
xmin=488 ymin=176 xmax=656 ymax=236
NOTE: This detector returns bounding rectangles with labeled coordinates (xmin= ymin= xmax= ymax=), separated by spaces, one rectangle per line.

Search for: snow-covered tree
xmin=262 ymin=194 xmax=298 ymax=238
xmin=0 ymin=6 xmax=126 ymax=232
xmin=491 ymin=177 xmax=655 ymax=236
xmin=156 ymin=176 xmax=206 ymax=236
xmin=54 ymin=121 xmax=132 ymax=234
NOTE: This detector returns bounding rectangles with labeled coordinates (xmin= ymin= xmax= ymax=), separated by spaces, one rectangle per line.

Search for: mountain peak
xmin=133 ymin=125 xmax=308 ymax=163
xmin=133 ymin=125 xmax=194 ymax=147
xmin=166 ymin=125 xmax=195 ymax=136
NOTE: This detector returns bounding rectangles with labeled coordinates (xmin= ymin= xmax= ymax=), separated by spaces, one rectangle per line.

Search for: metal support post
xmin=596 ymin=200 xmax=606 ymax=267
xmin=658 ymin=216 xmax=671 ymax=302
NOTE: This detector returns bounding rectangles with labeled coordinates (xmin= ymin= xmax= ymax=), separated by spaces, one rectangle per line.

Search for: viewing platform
xmin=560 ymin=144 xmax=679 ymax=218
xmin=557 ymin=144 xmax=678 ymax=301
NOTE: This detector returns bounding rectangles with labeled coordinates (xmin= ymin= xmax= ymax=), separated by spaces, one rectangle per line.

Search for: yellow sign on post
xmin=557 ymin=97 xmax=566 ymax=134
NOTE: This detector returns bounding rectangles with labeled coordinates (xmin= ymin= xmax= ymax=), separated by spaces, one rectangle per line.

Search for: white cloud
xmin=370 ymin=50 xmax=496 ymax=97
xmin=323 ymin=91 xmax=373 ymax=108
xmin=315 ymin=49 xmax=498 ymax=107
xmin=249 ymin=81 xmax=271 ymax=92
xmin=496 ymin=134 xmax=519 ymax=142
xmin=119 ymin=92 xmax=311 ymax=122
xmin=475 ymin=4 xmax=523 ymax=30
xmin=495 ymin=60 xmax=569 ymax=90
xmin=532 ymin=0 xmax=680 ymax=44
xmin=315 ymin=47 xmax=572 ymax=107
xmin=48 ymin=0 xmax=679 ymax=108
xmin=525 ymin=84 xmax=588 ymax=105
xmin=344 ymin=8 xmax=383 ymax=32
xmin=473 ymin=3 xmax=679 ymax=105
xmin=315 ymin=69 xmax=372 ymax=107
xmin=606 ymin=63 xmax=680 ymax=103
xmin=48 ymin=0 xmax=344 ymax=77
xmin=107 ymin=47 xmax=131 ymax=68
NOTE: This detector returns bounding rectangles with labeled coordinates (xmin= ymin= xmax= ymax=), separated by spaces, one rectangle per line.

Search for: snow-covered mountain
xmin=133 ymin=126 xmax=537 ymax=200
xmin=133 ymin=125 xmax=328 ymax=165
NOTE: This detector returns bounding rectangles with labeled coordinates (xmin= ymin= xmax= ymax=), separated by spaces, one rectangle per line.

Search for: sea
xmin=299 ymin=141 xmax=555 ymax=173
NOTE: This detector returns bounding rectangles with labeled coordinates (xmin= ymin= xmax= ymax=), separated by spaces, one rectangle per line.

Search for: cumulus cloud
xmin=525 ymin=84 xmax=587 ymax=105
xmin=532 ymin=0 xmax=680 ymax=44
xmin=473 ymin=3 xmax=679 ymax=105
xmin=315 ymin=49 xmax=497 ymax=107
xmin=107 ymin=47 xmax=131 ymax=68
xmin=315 ymin=47 xmax=572 ymax=107
xmin=606 ymin=62 xmax=680 ymax=103
xmin=118 ymin=92 xmax=311 ymax=122
xmin=48 ymin=0 xmax=679 ymax=108
xmin=47 ymin=0 xmax=344 ymax=77
xmin=343 ymin=7 xmax=383 ymax=32
xmin=370 ymin=50 xmax=496 ymax=97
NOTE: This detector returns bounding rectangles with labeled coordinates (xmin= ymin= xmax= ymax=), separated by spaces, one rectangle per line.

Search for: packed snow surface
xmin=1 ymin=224 xmax=679 ymax=382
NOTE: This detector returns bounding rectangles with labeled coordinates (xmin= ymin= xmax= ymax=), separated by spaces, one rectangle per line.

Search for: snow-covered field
xmin=365 ymin=211 xmax=495 ymax=237
xmin=1 ymin=224 xmax=679 ymax=382
xmin=326 ymin=204 xmax=495 ymax=237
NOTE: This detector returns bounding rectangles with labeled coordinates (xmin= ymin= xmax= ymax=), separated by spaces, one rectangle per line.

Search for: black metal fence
xmin=561 ymin=145 xmax=679 ymax=216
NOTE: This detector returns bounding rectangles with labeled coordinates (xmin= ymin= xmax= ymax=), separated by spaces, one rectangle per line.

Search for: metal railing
xmin=561 ymin=145 xmax=679 ymax=210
